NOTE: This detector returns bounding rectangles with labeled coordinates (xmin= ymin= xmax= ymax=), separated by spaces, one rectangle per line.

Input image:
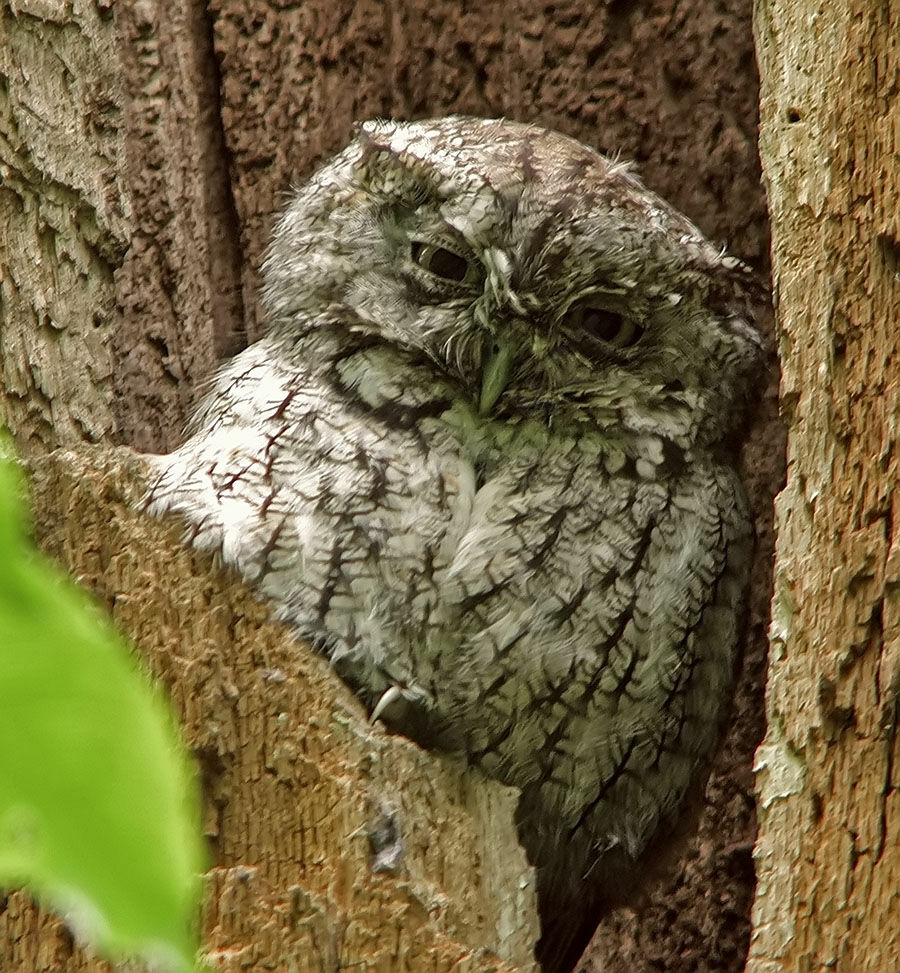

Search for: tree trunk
xmin=0 ymin=2 xmax=779 ymax=971
xmin=21 ymin=445 xmax=536 ymax=973
xmin=749 ymin=3 xmax=900 ymax=970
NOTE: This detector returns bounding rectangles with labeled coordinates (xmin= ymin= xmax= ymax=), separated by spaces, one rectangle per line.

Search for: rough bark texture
xmin=0 ymin=0 xmax=123 ymax=451
xmin=3 ymin=446 xmax=535 ymax=973
xmin=750 ymin=3 xmax=900 ymax=971
xmin=0 ymin=2 xmax=782 ymax=971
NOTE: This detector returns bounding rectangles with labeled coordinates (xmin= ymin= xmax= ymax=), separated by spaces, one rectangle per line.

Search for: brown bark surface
xmin=3 ymin=446 xmax=535 ymax=973
xmin=0 ymin=2 xmax=781 ymax=971
xmin=750 ymin=3 xmax=900 ymax=971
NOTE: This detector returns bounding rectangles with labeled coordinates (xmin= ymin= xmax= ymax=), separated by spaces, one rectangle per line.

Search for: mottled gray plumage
xmin=147 ymin=117 xmax=760 ymax=971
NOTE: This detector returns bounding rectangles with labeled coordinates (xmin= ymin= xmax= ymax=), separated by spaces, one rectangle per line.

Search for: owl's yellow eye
xmin=569 ymin=304 xmax=643 ymax=349
xmin=410 ymin=241 xmax=474 ymax=283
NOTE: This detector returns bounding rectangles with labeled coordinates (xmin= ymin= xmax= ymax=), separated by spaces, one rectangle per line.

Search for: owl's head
xmin=262 ymin=117 xmax=763 ymax=449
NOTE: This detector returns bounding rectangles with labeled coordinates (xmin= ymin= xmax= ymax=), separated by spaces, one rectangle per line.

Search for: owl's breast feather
xmin=146 ymin=350 xmax=750 ymax=908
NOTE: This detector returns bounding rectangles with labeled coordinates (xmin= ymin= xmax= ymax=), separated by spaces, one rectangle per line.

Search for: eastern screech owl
xmin=147 ymin=117 xmax=761 ymax=972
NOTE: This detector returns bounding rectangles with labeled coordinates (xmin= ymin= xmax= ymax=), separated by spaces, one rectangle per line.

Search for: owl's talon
xmin=370 ymin=685 xmax=403 ymax=724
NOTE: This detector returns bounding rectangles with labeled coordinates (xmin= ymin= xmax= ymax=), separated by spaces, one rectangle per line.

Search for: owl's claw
xmin=370 ymin=685 xmax=403 ymax=724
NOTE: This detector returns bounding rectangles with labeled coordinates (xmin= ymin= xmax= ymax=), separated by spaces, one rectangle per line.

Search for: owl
xmin=147 ymin=117 xmax=762 ymax=972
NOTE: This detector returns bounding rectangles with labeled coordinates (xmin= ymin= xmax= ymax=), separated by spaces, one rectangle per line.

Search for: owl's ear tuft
xmin=352 ymin=118 xmax=477 ymax=209
xmin=703 ymin=257 xmax=769 ymax=337
xmin=681 ymin=246 xmax=767 ymax=307
xmin=352 ymin=117 xmax=397 ymax=148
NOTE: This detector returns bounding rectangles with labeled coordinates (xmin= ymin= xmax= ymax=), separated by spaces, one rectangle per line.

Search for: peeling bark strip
xmin=0 ymin=1 xmax=246 ymax=458
xmin=752 ymin=3 xmax=900 ymax=971
xmin=0 ymin=1 xmax=124 ymax=452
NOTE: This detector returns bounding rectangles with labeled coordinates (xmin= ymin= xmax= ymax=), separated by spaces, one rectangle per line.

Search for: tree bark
xmin=0 ymin=2 xmax=779 ymax=971
xmin=750 ymin=2 xmax=900 ymax=970
xmin=16 ymin=445 xmax=535 ymax=973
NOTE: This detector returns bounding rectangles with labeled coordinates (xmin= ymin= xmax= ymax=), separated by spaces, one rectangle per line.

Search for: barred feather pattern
xmin=146 ymin=117 xmax=761 ymax=972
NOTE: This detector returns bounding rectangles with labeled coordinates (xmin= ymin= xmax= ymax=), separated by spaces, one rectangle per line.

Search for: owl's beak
xmin=479 ymin=338 xmax=515 ymax=415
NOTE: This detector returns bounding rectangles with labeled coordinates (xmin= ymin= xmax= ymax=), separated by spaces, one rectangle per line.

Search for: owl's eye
xmin=568 ymin=304 xmax=643 ymax=349
xmin=410 ymin=241 xmax=475 ymax=284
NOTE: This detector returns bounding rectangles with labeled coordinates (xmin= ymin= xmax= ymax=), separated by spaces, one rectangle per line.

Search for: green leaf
xmin=0 ymin=443 xmax=204 ymax=971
